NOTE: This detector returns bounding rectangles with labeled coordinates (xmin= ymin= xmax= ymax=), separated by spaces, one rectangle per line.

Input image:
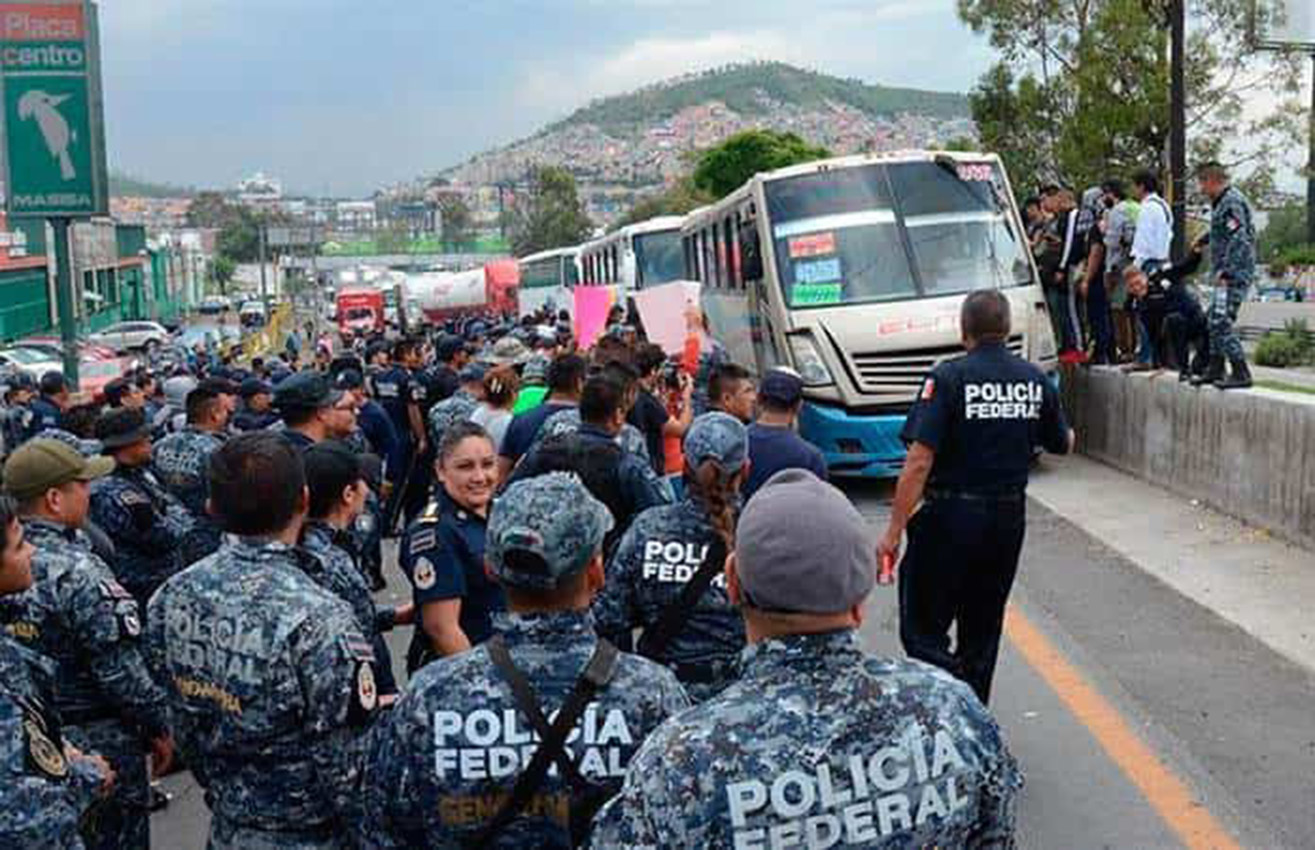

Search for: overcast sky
xmin=100 ymin=0 xmax=995 ymax=197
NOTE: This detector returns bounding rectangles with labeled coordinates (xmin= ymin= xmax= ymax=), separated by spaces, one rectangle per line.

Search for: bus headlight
xmin=788 ymin=334 xmax=835 ymax=387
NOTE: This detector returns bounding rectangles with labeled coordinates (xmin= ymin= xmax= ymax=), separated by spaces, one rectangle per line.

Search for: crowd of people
xmin=1024 ymin=161 xmax=1257 ymax=390
xmin=0 ymin=295 xmax=1036 ymax=849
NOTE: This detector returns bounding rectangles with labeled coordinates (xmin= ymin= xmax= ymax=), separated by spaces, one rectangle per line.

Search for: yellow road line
xmin=1003 ymin=607 xmax=1241 ymax=850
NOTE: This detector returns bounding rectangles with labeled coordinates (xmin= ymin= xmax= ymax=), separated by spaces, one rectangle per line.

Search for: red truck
xmin=337 ymin=288 xmax=385 ymax=341
xmin=410 ymin=261 xmax=519 ymax=324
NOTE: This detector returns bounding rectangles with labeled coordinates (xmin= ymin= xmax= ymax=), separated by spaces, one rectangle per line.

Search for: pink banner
xmin=573 ymin=285 xmax=617 ymax=349
xmin=632 ymin=281 xmax=701 ymax=355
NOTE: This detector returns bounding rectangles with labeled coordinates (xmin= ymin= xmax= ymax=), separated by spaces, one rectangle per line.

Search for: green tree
xmin=435 ymin=193 xmax=473 ymax=246
xmin=958 ymin=0 xmax=1308 ymax=195
xmin=210 ymin=255 xmax=236 ymax=295
xmin=616 ymin=175 xmax=714 ymax=229
xmin=693 ymin=130 xmax=831 ymax=199
xmin=1259 ymin=203 xmax=1308 ymax=262
xmin=509 ymin=166 xmax=594 ymax=257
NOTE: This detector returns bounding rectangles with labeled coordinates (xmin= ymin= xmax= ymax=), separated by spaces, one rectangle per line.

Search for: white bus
xmin=683 ymin=150 xmax=1057 ymax=478
xmin=579 ymin=215 xmax=687 ymax=292
xmin=517 ymin=246 xmax=581 ymax=319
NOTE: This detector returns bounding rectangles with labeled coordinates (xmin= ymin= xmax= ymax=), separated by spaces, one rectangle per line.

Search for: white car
xmin=0 ymin=347 xmax=63 ymax=379
xmin=88 ymin=321 xmax=171 ymax=352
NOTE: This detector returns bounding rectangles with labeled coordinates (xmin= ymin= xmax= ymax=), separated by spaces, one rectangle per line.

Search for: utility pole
xmin=51 ymin=219 xmax=79 ymax=390
xmin=1169 ymin=0 xmax=1188 ymax=258
xmin=257 ymin=217 xmax=268 ymax=302
xmin=1307 ymin=54 xmax=1315 ymax=244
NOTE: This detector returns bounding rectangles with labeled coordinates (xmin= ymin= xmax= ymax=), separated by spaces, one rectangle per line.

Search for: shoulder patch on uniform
xmin=921 ymin=377 xmax=936 ymax=401
xmin=119 ymin=606 xmax=142 ymax=638
xmin=412 ymin=555 xmax=437 ymax=591
xmin=408 ymin=526 xmax=437 ymax=555
xmin=23 ymin=712 xmax=66 ymax=779
xmin=118 ymin=490 xmax=150 ymax=507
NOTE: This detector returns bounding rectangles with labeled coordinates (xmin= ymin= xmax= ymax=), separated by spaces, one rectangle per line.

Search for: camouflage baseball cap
xmin=486 ymin=472 xmax=614 ymax=591
xmin=3 ymin=438 xmax=114 ymax=501
xmin=683 ymin=412 xmax=749 ymax=469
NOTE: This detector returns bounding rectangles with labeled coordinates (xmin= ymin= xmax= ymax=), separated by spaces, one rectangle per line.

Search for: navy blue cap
xmin=238 ymin=377 xmax=272 ymax=398
xmin=273 ymin=372 xmax=342 ymax=411
xmin=333 ymin=369 xmax=365 ymax=391
xmin=759 ymin=367 xmax=805 ymax=406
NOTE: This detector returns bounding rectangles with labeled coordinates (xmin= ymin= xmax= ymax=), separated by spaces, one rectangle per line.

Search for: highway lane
xmin=153 ymin=476 xmax=1315 ymax=848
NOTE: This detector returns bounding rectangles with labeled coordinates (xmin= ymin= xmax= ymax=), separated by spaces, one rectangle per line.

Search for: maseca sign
xmin=0 ymin=0 xmax=107 ymax=218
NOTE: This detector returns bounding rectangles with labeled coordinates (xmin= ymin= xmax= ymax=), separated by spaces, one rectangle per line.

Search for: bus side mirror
xmin=739 ymin=222 xmax=764 ymax=282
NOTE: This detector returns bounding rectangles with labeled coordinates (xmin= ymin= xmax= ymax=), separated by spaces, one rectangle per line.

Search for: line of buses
xmin=518 ymin=150 xmax=1058 ymax=478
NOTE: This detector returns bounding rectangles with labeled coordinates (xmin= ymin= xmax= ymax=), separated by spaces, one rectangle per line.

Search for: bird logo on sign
xmin=17 ymin=90 xmax=78 ymax=180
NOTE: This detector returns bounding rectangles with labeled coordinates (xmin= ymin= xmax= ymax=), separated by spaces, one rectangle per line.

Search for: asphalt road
xmin=153 ymin=479 xmax=1315 ymax=849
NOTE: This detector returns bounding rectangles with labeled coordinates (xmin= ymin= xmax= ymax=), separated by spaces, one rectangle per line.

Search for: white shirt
xmin=1132 ymin=193 xmax=1172 ymax=265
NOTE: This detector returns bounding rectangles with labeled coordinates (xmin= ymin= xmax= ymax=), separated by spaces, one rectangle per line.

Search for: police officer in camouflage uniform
xmin=593 ymin=412 xmax=749 ymax=703
xmin=1193 ymin=161 xmax=1256 ymax=390
xmin=1 ymin=440 xmax=173 ymax=850
xmin=1 ymin=372 xmax=37 ymax=458
xmin=426 ymin=362 xmax=486 ymax=448
xmin=27 ymin=372 xmax=69 ymax=441
xmin=302 ymin=441 xmax=410 ymax=698
xmin=361 ymin=472 xmax=690 ymax=848
xmin=230 ymin=378 xmax=278 ymax=432
xmin=89 ymin=409 xmax=192 ymax=611
xmin=0 ymin=494 xmax=116 ymax=849
xmin=330 ymin=370 xmax=388 ymax=591
xmin=153 ymin=384 xmax=229 ymax=567
xmin=591 ymin=469 xmax=1022 ymax=849
xmin=145 ymin=433 xmax=381 ymax=850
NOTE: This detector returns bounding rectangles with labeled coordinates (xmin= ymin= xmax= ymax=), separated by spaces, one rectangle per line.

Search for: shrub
xmin=1255 ymin=333 xmax=1309 ymax=368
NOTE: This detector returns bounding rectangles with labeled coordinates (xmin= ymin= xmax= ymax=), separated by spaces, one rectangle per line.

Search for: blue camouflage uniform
xmin=360 ymin=473 xmax=690 ymax=848
xmin=26 ymin=397 xmax=64 ymax=440
xmin=426 ymin=388 xmax=478 ymax=447
xmin=593 ymin=498 xmax=744 ymax=703
xmin=0 ymin=520 xmax=168 ymax=850
xmin=145 ymin=538 xmax=381 ymax=850
xmin=589 ymin=630 xmax=1022 ymax=849
xmin=301 ymin=521 xmax=398 ymax=696
xmin=0 ymin=633 xmax=106 ymax=849
xmin=89 ymin=467 xmax=192 ymax=610
xmin=526 ymin=407 xmax=652 ymax=467
xmin=1 ymin=402 xmax=33 ymax=456
xmin=153 ymin=427 xmax=227 ymax=566
xmin=1207 ymin=184 xmax=1257 ymax=363
xmin=230 ymin=406 xmax=278 ymax=433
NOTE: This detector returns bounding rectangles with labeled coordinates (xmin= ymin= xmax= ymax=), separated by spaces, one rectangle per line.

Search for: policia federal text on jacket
xmin=879 ymin=290 xmax=1075 ymax=704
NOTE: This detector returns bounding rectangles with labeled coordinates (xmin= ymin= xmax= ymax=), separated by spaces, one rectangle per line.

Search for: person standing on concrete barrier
xmin=590 ymin=469 xmax=1021 ymax=849
xmin=1193 ymin=161 xmax=1256 ymax=390
xmin=879 ymin=290 xmax=1075 ymax=704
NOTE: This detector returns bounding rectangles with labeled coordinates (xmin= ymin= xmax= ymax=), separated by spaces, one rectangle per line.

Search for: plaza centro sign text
xmin=1 ymin=3 xmax=87 ymax=70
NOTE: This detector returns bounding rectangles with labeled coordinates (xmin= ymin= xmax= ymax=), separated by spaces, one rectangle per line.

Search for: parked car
xmin=0 ymin=347 xmax=63 ymax=379
xmin=197 ymin=297 xmax=232 ymax=316
xmin=239 ymin=300 xmax=268 ymax=329
xmin=88 ymin=321 xmax=171 ymax=353
xmin=16 ymin=336 xmax=119 ymax=361
xmin=81 ymin=357 xmax=138 ymax=403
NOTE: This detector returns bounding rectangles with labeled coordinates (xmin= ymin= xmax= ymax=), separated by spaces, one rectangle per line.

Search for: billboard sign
xmin=1252 ymin=0 xmax=1315 ymax=49
xmin=0 ymin=0 xmax=106 ymax=218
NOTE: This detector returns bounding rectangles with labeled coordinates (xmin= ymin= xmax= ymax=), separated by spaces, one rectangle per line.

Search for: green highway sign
xmin=0 ymin=0 xmax=106 ymax=219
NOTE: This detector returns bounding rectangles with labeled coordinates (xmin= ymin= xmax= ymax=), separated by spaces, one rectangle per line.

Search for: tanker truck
xmin=408 ymin=260 xmax=518 ymax=324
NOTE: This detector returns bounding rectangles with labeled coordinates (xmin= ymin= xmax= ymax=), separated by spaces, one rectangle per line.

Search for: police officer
xmin=879 ymin=290 xmax=1074 ymax=704
xmin=524 ymin=363 xmax=652 ymax=466
xmin=374 ymin=340 xmax=428 ymax=529
xmin=426 ymin=361 xmax=486 ymax=448
xmin=593 ymin=412 xmax=748 ymax=702
xmin=2 ymin=439 xmax=173 ymax=850
xmin=27 ymin=371 xmax=68 ymax=440
xmin=274 ymin=372 xmax=358 ymax=451
xmin=1193 ymin=161 xmax=1256 ymax=390
xmin=1 ymin=372 xmax=37 ymax=457
xmin=152 ymin=385 xmax=228 ymax=517
xmin=330 ymin=370 xmax=390 ymax=591
xmin=0 ymin=496 xmax=117 ymax=847
xmin=362 ymin=472 xmax=689 ymax=848
xmin=145 ymin=433 xmax=380 ymax=849
xmin=153 ymin=376 xmax=196 ymax=438
xmin=89 ymin=409 xmax=193 ymax=611
xmin=231 ymin=378 xmax=278 ymax=432
xmin=509 ymin=374 xmax=672 ymax=552
xmin=301 ymin=441 xmax=409 ymax=699
xmin=591 ymin=469 xmax=1022 ymax=849
xmin=424 ymin=333 xmax=470 ymax=406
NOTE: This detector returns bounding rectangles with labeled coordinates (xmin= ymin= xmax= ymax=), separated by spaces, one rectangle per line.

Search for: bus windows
xmin=888 ymin=162 xmax=1032 ymax=296
xmin=633 ymin=231 xmax=683 ymax=288
xmin=765 ymin=165 xmax=916 ymax=308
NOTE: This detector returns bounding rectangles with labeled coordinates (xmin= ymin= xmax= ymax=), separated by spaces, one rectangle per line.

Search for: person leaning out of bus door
xmin=878 ymin=290 xmax=1075 ymax=705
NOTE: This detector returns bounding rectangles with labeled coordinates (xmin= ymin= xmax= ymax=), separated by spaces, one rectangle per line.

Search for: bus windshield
xmin=634 ymin=231 xmax=683 ymax=287
xmin=521 ymin=260 xmax=560 ymax=289
xmin=888 ymin=161 xmax=1033 ymax=296
xmin=765 ymin=161 xmax=1031 ymax=309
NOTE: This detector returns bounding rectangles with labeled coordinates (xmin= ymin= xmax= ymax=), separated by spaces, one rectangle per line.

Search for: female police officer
xmin=593 ymin=412 xmax=749 ymax=702
xmin=400 ymin=421 xmax=505 ymax=671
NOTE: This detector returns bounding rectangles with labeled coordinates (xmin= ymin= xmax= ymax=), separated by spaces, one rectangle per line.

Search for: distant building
xmin=237 ymin=171 xmax=283 ymax=206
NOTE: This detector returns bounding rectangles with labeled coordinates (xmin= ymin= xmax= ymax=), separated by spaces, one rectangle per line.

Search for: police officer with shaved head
xmin=362 ymin=472 xmax=689 ymax=848
xmin=879 ymin=290 xmax=1074 ymax=704
xmin=591 ymin=469 xmax=1021 ymax=848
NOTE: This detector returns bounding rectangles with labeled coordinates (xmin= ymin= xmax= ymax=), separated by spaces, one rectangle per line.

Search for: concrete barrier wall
xmin=1064 ymin=368 xmax=1315 ymax=551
